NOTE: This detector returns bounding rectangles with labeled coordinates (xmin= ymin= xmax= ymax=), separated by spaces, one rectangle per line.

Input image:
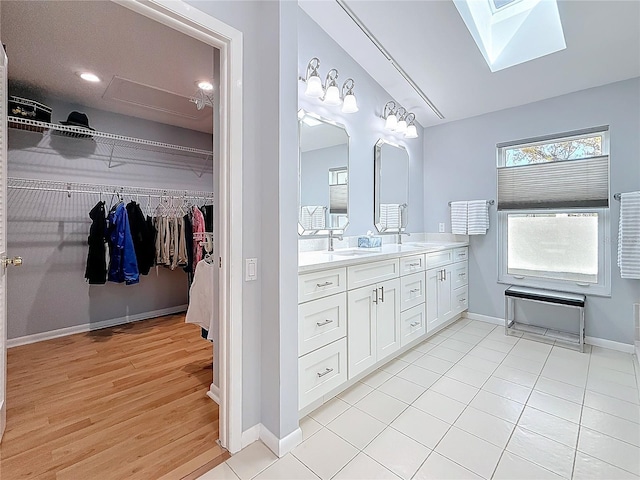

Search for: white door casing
xmin=0 ymin=44 xmax=8 ymax=442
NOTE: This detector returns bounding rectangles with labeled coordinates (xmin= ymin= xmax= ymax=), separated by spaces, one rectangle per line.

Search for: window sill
xmin=497 ymin=276 xmax=611 ymax=298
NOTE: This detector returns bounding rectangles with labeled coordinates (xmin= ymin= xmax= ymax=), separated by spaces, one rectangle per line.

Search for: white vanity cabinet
xmin=426 ymin=247 xmax=468 ymax=332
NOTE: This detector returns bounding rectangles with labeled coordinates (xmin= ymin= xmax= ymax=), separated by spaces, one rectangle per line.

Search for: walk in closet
xmin=0 ymin=1 xmax=225 ymax=477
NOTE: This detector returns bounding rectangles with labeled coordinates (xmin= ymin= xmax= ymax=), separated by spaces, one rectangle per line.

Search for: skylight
xmin=453 ymin=0 xmax=566 ymax=72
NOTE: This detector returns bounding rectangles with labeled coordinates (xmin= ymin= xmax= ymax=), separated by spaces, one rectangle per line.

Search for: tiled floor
xmin=200 ymin=319 xmax=640 ymax=480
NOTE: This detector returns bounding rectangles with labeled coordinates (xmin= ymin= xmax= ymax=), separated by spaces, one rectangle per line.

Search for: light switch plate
xmin=439 ymin=223 xmax=445 ymax=233
xmin=245 ymin=258 xmax=257 ymax=281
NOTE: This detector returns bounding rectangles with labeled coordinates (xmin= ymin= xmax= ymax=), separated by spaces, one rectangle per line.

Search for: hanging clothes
xmin=107 ymin=203 xmax=139 ymax=285
xmin=192 ymin=206 xmax=206 ymax=272
xmin=85 ymin=201 xmax=107 ymax=284
xmin=185 ymin=259 xmax=216 ymax=340
xmin=183 ymin=213 xmax=194 ymax=274
xmin=201 ymin=204 xmax=214 ymax=233
xmin=126 ymin=201 xmax=155 ymax=275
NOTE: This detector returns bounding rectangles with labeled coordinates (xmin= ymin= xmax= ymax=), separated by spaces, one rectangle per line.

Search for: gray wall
xmin=300 ymin=144 xmax=348 ymax=208
xmin=424 ymin=77 xmax=640 ymax=344
xmin=298 ymin=9 xmax=425 ymax=236
xmin=7 ymin=97 xmax=213 ymax=339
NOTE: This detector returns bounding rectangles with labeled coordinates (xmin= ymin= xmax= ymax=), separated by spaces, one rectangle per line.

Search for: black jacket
xmin=126 ymin=201 xmax=155 ymax=275
xmin=85 ymin=201 xmax=107 ymax=284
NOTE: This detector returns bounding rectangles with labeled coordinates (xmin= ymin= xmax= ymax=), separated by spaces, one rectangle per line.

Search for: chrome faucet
xmin=397 ymin=231 xmax=411 ymax=245
xmin=328 ymin=231 xmax=344 ymax=252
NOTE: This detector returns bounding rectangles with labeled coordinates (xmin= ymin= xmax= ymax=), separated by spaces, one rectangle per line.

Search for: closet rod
xmin=7 ymin=177 xmax=214 ymax=200
xmin=448 ymin=200 xmax=495 ymax=206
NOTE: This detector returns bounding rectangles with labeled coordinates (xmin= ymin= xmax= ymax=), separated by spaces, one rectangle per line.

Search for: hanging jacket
xmin=85 ymin=201 xmax=107 ymax=284
xmin=201 ymin=204 xmax=214 ymax=233
xmin=192 ymin=206 xmax=205 ymax=272
xmin=126 ymin=201 xmax=154 ymax=275
xmin=183 ymin=213 xmax=194 ymax=274
xmin=107 ymin=203 xmax=139 ymax=285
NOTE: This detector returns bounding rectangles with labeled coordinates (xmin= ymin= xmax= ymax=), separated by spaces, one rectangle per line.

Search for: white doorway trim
xmin=112 ymin=0 xmax=244 ymax=454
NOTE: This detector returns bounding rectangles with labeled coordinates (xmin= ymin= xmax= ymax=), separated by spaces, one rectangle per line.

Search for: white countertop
xmin=298 ymin=241 xmax=469 ymax=273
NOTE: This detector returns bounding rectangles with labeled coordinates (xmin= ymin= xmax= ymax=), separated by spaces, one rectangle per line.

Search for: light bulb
xmin=79 ymin=72 xmax=100 ymax=83
xmin=405 ymin=124 xmax=418 ymax=138
xmin=198 ymin=81 xmax=214 ymax=91
xmin=324 ymin=85 xmax=342 ymax=106
xmin=384 ymin=114 xmax=397 ymax=131
xmin=305 ymin=75 xmax=324 ymax=98
xmin=341 ymin=93 xmax=358 ymax=113
xmin=395 ymin=119 xmax=407 ymax=134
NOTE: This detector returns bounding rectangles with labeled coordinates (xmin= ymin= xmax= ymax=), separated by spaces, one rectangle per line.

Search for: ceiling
xmin=1 ymin=1 xmax=216 ymax=133
xmin=300 ymin=0 xmax=640 ymax=128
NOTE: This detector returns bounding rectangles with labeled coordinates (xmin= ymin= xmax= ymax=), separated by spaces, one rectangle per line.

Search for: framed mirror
xmin=374 ymin=138 xmax=409 ymax=233
xmin=298 ymin=109 xmax=350 ymax=236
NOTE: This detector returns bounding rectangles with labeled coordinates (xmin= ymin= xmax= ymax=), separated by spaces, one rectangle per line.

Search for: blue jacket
xmin=107 ymin=203 xmax=139 ymax=285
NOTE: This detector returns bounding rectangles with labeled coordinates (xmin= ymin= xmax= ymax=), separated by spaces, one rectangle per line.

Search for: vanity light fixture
xmin=299 ymin=58 xmax=359 ymax=113
xmin=382 ymin=101 xmax=418 ymax=139
xmin=405 ymin=113 xmax=418 ymax=139
xmin=383 ymin=101 xmax=398 ymax=130
xmin=395 ymin=107 xmax=408 ymax=134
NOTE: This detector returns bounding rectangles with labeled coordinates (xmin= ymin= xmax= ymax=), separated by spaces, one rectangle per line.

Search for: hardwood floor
xmin=0 ymin=314 xmax=229 ymax=479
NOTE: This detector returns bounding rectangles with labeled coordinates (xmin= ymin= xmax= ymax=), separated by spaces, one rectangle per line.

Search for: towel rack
xmin=448 ymin=199 xmax=495 ymax=206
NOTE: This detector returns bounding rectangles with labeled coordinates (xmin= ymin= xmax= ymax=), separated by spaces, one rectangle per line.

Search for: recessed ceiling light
xmin=197 ymin=81 xmax=214 ymax=91
xmin=78 ymin=72 xmax=101 ymax=83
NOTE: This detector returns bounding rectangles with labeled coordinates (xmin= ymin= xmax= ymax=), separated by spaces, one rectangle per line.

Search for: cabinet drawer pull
xmin=380 ymin=285 xmax=385 ymax=303
xmin=408 ymin=262 xmax=420 ymax=267
xmin=458 ymin=252 xmax=466 ymax=257
xmin=459 ymin=272 xmax=466 ymax=277
xmin=316 ymin=319 xmax=334 ymax=327
xmin=410 ymin=321 xmax=420 ymax=327
xmin=460 ymin=298 xmax=467 ymax=303
xmin=317 ymin=367 xmax=334 ymax=377
xmin=316 ymin=281 xmax=333 ymax=288
xmin=410 ymin=288 xmax=420 ymax=293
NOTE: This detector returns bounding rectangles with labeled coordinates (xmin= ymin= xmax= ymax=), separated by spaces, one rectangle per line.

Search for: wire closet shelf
xmin=7 ymin=177 xmax=214 ymax=202
xmin=8 ymin=116 xmax=213 ymax=161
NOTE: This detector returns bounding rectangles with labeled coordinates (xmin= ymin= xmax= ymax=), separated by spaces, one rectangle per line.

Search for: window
xmin=497 ymin=127 xmax=611 ymax=296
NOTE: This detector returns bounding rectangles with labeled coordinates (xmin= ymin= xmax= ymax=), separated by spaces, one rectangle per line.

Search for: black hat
xmin=59 ymin=111 xmax=95 ymax=138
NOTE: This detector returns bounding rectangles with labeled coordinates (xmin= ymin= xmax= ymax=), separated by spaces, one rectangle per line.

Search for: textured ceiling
xmin=1 ymin=0 xmax=217 ymax=133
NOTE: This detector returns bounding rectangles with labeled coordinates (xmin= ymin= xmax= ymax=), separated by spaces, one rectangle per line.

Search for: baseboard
xmin=260 ymin=424 xmax=302 ymax=457
xmin=7 ymin=305 xmax=188 ymax=348
xmin=241 ymin=424 xmax=261 ymax=449
xmin=207 ymin=384 xmax=220 ymax=405
xmin=464 ymin=312 xmax=503 ymax=325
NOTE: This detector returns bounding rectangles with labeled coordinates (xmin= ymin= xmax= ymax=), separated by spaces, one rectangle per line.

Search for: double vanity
xmin=297 ymin=241 xmax=469 ymax=413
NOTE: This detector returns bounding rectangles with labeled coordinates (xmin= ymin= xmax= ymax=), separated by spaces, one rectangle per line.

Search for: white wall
xmin=424 ymin=78 xmax=640 ymax=344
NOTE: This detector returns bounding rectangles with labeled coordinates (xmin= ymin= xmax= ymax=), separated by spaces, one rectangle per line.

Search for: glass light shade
xmin=341 ymin=94 xmax=358 ymax=113
xmin=395 ymin=119 xmax=407 ymax=133
xmin=305 ymin=75 xmax=324 ymax=98
xmin=405 ymin=124 xmax=418 ymax=138
xmin=384 ymin=114 xmax=398 ymax=131
xmin=324 ymin=85 xmax=342 ymax=106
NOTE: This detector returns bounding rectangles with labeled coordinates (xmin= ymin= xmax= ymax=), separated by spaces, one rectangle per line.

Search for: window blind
xmin=497 ymin=155 xmax=609 ymax=210
xmin=329 ymin=184 xmax=348 ymax=214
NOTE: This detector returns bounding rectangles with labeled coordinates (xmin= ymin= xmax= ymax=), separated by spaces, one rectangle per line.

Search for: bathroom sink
xmin=330 ymin=249 xmax=375 ymax=257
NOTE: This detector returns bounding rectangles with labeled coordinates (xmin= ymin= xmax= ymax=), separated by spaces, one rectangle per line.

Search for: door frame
xmin=113 ymin=0 xmax=244 ymax=454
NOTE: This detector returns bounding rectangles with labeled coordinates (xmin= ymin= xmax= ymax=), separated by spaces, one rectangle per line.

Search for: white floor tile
xmin=355 ymin=389 xmax=408 ymax=424
xmin=541 ymin=356 xmax=589 ymax=388
xmin=503 ymin=353 xmax=545 ymax=375
xmin=413 ymin=452 xmax=482 ymax=480
xmin=439 ymin=338 xmax=475 ymax=354
xmin=526 ymin=390 xmax=582 ymax=423
xmin=485 ymin=328 xmax=520 ymax=345
xmin=308 ymin=397 xmax=350 ymax=425
xmin=226 ymin=441 xmax=278 ymax=480
xmin=456 ymin=355 xmax=500 ymax=375
xmin=573 ymin=451 xmax=639 ymax=480
xmin=461 ymin=321 xmax=496 ymax=335
xmin=492 ymin=452 xmax=563 ymax=479
xmin=395 ymin=364 xmax=441 ymax=389
xmin=533 ymin=376 xmax=585 ymax=404
xmin=299 ymin=416 xmax=322 ymax=441
xmin=413 ymin=389 xmax=467 ymax=424
xmin=337 ymin=382 xmax=374 ymax=405
xmin=449 ymin=331 xmax=484 ymax=346
xmin=413 ymin=354 xmax=455 ymax=375
xmin=581 ymin=406 xmax=640 ymax=447
xmin=482 ymin=376 xmax=532 ymax=404
xmin=509 ymin=339 xmax=553 ymax=363
xmin=517 ymin=406 xmax=579 ymax=448
xmin=362 ymin=370 xmax=394 ymax=388
xmin=198 ymin=462 xmax=240 ymax=480
xmin=583 ymin=390 xmax=640 ymax=424
xmin=390 ymin=406 xmax=450 ymax=449
xmin=381 ymin=358 xmax=410 ymax=375
xmin=493 ymin=365 xmax=538 ymax=388
xmin=428 ymin=345 xmax=466 ymax=363
xmin=397 ymin=349 xmax=425 ymax=363
xmin=333 ymin=453 xmax=400 ymax=480
xmin=506 ymin=427 xmax=575 ymax=478
xmin=548 ymin=344 xmax=591 ymax=362
xmin=478 ymin=338 xmax=515 ymax=354
xmin=590 ymin=350 xmax=636 ymax=375
xmin=454 ymin=406 xmax=515 ymax=448
xmin=378 ymin=375 xmax=426 ymax=405
xmin=412 ymin=341 xmax=438 ymax=354
xmin=326 ymin=406 xmax=387 ymax=449
xmin=291 ymin=428 xmax=358 ymax=480
xmin=431 ymin=376 xmax=480 ymax=405
xmin=578 ymin=426 xmax=640 ymax=476
xmin=445 ymin=364 xmax=492 ymax=388
xmin=435 ymin=426 xmax=503 ymax=479
xmin=587 ymin=377 xmax=640 ymax=405
xmin=469 ymin=390 xmax=525 ymax=424
xmin=253 ymin=454 xmax=319 ymax=480
xmin=589 ymin=364 xmax=638 ymax=388
xmin=364 ymin=427 xmax=431 ymax=480
xmin=469 ymin=345 xmax=509 ymax=363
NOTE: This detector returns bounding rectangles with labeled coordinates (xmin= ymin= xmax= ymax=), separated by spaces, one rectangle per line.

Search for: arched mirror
xmin=298 ymin=110 xmax=350 ymax=235
xmin=374 ymin=138 xmax=409 ymax=233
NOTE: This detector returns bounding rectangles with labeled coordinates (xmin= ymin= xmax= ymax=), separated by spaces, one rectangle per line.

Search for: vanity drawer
xmin=401 ymin=304 xmax=426 ymax=347
xmin=453 ymin=247 xmax=469 ymax=263
xmin=299 ymin=338 xmax=347 ymax=410
xmin=452 ymin=262 xmax=468 ymax=290
xmin=400 ymin=272 xmax=426 ymax=312
xmin=347 ymin=259 xmax=399 ymax=290
xmin=299 ymin=268 xmax=347 ymax=303
xmin=299 ymin=293 xmax=347 ymax=356
xmin=453 ymin=286 xmax=469 ymax=314
xmin=426 ymin=249 xmax=453 ymax=269
xmin=400 ymin=254 xmax=425 ymax=275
